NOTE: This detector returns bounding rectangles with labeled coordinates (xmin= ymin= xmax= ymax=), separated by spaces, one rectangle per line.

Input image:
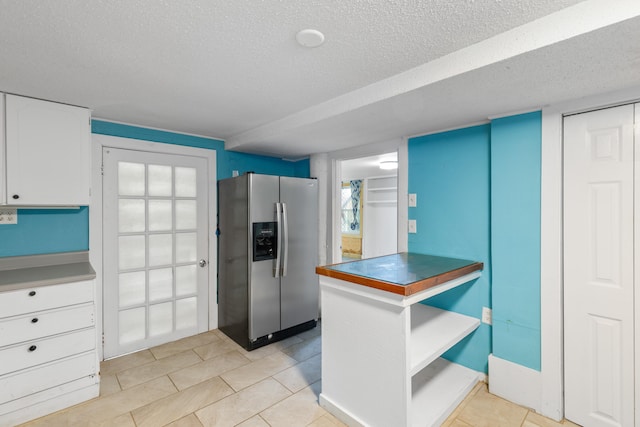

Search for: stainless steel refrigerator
xmin=218 ymin=173 xmax=319 ymax=350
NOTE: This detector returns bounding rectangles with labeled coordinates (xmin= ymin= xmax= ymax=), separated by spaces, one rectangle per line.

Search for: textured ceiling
xmin=1 ymin=0 xmax=639 ymax=157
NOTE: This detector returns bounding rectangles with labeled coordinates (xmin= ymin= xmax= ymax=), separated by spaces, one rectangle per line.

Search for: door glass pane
xmin=175 ymin=167 xmax=196 ymax=197
xmin=119 ymin=235 xmax=146 ymax=269
xmin=119 ymin=307 xmax=146 ymax=344
xmin=176 ymin=265 xmax=197 ymax=296
xmin=148 ymin=200 xmax=172 ymax=231
xmin=119 ymin=271 xmax=146 ymax=307
xmin=176 ymin=233 xmax=197 ymax=263
xmin=149 ymin=302 xmax=173 ymax=337
xmin=149 ymin=268 xmax=173 ymax=301
xmin=175 ymin=200 xmax=197 ymax=230
xmin=119 ymin=199 xmax=145 ymax=233
xmin=176 ymin=297 xmax=197 ymax=330
xmin=148 ymin=165 xmax=172 ymax=196
xmin=118 ymin=162 xmax=145 ymax=196
xmin=149 ymin=234 xmax=173 ymax=266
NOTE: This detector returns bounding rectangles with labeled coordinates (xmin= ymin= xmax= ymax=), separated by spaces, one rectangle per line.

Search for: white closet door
xmin=564 ymin=104 xmax=635 ymax=427
xmin=102 ymin=147 xmax=209 ymax=359
xmin=635 ymin=104 xmax=640 ymax=424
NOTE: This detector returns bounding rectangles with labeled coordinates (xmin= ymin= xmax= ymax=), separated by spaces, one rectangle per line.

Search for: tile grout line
xmin=256 ymin=377 xmax=321 ymax=427
xmin=257 ymin=413 xmax=272 ymax=427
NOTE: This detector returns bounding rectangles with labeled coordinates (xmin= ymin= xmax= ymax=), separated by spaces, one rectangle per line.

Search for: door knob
xmin=199 ymin=259 xmax=207 ymax=267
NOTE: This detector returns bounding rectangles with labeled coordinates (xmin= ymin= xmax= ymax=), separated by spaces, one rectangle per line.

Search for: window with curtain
xmin=341 ymin=180 xmax=362 ymax=234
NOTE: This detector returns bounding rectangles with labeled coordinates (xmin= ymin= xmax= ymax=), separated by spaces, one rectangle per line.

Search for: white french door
xmin=564 ymin=103 xmax=638 ymax=427
xmin=102 ymin=147 xmax=209 ymax=358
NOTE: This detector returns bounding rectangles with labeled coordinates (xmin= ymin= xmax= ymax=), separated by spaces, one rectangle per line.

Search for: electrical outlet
xmin=408 ymin=219 xmax=417 ymax=233
xmin=0 ymin=208 xmax=17 ymax=225
xmin=408 ymin=193 xmax=417 ymax=207
xmin=482 ymin=307 xmax=492 ymax=325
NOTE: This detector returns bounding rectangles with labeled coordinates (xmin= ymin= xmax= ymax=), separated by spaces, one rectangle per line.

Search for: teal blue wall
xmin=0 ymin=121 xmax=309 ymax=258
xmin=407 ymin=112 xmax=542 ymax=373
xmin=91 ymin=121 xmax=311 ymax=180
xmin=490 ymin=112 xmax=541 ymax=370
xmin=408 ymin=125 xmax=492 ymax=373
xmin=0 ymin=208 xmax=89 ymax=257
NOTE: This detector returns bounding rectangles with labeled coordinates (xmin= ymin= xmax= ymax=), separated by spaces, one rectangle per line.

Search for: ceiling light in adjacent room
xmin=296 ymin=29 xmax=325 ymax=48
xmin=379 ymin=161 xmax=398 ymax=170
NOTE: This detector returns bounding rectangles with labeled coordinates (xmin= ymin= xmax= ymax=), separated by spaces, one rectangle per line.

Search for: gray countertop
xmin=0 ymin=251 xmax=95 ymax=292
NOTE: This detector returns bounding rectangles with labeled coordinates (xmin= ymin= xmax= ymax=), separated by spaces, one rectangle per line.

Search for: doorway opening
xmin=338 ymin=152 xmax=398 ymax=262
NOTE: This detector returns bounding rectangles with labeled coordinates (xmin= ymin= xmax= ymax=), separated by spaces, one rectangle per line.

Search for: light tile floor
xmin=20 ymin=326 xmax=579 ymax=427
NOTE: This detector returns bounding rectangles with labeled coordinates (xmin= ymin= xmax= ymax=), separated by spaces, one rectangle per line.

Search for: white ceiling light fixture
xmin=296 ymin=29 xmax=325 ymax=48
xmin=379 ymin=160 xmax=398 ymax=170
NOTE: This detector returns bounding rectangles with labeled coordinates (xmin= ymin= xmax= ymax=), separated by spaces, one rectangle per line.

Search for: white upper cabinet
xmin=0 ymin=95 xmax=5 ymax=206
xmin=2 ymin=94 xmax=90 ymax=206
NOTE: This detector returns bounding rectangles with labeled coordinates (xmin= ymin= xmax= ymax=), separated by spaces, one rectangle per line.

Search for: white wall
xmin=362 ymin=175 xmax=398 ymax=258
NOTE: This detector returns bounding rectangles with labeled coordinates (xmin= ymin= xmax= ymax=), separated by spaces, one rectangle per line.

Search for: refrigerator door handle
xmin=274 ymin=202 xmax=282 ymax=278
xmin=282 ymin=202 xmax=289 ymax=277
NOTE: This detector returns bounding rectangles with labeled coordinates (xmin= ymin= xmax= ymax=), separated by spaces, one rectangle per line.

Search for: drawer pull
xmin=28 ymin=291 xmax=36 ymax=297
xmin=31 ymin=318 xmax=39 ymax=323
xmin=28 ymin=345 xmax=37 ymax=352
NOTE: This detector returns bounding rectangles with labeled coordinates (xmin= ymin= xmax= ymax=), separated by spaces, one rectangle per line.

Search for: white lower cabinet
xmin=319 ymin=274 xmax=482 ymax=427
xmin=0 ymin=280 xmax=99 ymax=426
xmin=0 ymin=304 xmax=94 ymax=347
xmin=0 ymin=352 xmax=96 ymax=405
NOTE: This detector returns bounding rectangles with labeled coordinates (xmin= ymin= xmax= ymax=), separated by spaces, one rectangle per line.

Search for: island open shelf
xmin=410 ymin=304 xmax=480 ymax=376
xmin=316 ymin=253 xmax=483 ymax=427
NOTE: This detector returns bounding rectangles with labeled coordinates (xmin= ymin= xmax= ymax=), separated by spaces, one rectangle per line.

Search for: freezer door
xmin=248 ymin=174 xmax=281 ymax=340
xmin=218 ymin=175 xmax=249 ymax=346
xmin=279 ymin=177 xmax=319 ymax=330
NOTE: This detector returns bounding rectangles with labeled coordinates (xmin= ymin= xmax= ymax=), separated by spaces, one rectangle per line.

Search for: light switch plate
xmin=408 ymin=193 xmax=417 ymax=207
xmin=0 ymin=208 xmax=17 ymax=224
xmin=408 ymin=219 xmax=417 ymax=233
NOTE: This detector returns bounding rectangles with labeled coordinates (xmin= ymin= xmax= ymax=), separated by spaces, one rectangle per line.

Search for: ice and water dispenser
xmin=252 ymin=222 xmax=277 ymax=261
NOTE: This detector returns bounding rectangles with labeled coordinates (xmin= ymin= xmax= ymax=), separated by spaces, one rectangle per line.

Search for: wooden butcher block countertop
xmin=316 ymin=252 xmax=483 ymax=296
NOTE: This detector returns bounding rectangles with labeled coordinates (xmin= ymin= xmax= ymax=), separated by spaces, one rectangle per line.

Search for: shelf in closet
xmin=366 ymin=200 xmax=397 ymax=204
xmin=367 ymin=186 xmax=397 ymax=192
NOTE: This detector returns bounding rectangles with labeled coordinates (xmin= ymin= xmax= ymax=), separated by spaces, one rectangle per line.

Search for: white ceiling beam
xmin=226 ymin=0 xmax=640 ymax=151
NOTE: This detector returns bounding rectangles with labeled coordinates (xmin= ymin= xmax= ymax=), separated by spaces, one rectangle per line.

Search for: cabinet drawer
xmin=0 ymin=351 xmax=96 ymax=404
xmin=0 ymin=280 xmax=93 ymax=318
xmin=0 ymin=304 xmax=94 ymax=347
xmin=0 ymin=328 xmax=95 ymax=376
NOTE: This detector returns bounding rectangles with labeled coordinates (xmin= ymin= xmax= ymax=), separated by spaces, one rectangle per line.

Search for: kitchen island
xmin=316 ymin=252 xmax=483 ymax=427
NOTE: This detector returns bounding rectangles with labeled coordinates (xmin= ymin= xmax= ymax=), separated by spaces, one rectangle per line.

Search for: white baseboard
xmin=488 ymin=354 xmax=556 ymax=419
xmin=319 ymin=393 xmax=366 ymax=427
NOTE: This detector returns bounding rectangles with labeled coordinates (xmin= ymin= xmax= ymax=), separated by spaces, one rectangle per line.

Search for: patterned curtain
xmin=349 ymin=180 xmax=362 ymax=232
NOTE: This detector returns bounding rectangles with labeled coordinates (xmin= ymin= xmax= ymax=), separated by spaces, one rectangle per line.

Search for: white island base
xmin=319 ymin=272 xmax=482 ymax=427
